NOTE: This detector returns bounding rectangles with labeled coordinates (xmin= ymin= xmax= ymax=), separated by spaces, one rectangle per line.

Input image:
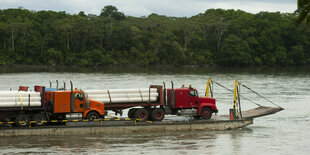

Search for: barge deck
xmin=0 ymin=116 xmax=253 ymax=137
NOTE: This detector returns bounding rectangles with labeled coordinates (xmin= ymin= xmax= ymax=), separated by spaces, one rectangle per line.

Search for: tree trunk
xmin=216 ymin=28 xmax=224 ymax=51
xmin=11 ymin=29 xmax=14 ymax=52
xmin=100 ymin=36 xmax=103 ymax=48
xmin=66 ymin=33 xmax=70 ymax=50
xmin=82 ymin=38 xmax=85 ymax=53
xmin=41 ymin=36 xmax=45 ymax=55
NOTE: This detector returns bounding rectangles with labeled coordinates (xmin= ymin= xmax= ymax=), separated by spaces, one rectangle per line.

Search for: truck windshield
xmin=75 ymin=93 xmax=84 ymax=101
xmin=190 ymin=90 xmax=198 ymax=96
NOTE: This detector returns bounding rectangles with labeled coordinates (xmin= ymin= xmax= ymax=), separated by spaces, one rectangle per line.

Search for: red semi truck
xmin=86 ymin=82 xmax=218 ymax=121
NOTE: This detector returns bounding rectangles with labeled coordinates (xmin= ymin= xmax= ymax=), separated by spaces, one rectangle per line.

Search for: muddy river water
xmin=0 ymin=67 xmax=309 ymax=154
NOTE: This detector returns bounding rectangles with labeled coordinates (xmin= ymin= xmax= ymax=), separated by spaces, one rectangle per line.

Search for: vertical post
xmin=28 ymin=94 xmax=30 ymax=107
xmin=70 ymin=81 xmax=75 ymax=112
xmin=205 ymin=78 xmax=210 ymax=97
xmin=171 ymin=81 xmax=175 ymax=108
xmin=148 ymin=87 xmax=151 ymax=103
xmin=42 ymin=87 xmax=46 ymax=109
xmin=237 ymin=83 xmax=242 ymax=118
xmin=210 ymin=80 xmax=213 ymax=98
xmin=163 ymin=82 xmax=167 ymax=106
xmin=231 ymin=80 xmax=239 ymax=119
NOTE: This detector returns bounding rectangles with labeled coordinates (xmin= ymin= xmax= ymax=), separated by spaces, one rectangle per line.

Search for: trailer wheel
xmin=150 ymin=109 xmax=165 ymax=121
xmin=15 ymin=114 xmax=30 ymax=127
xmin=134 ymin=109 xmax=149 ymax=121
xmin=201 ymin=107 xmax=212 ymax=120
xmin=128 ymin=109 xmax=136 ymax=118
xmin=33 ymin=114 xmax=47 ymax=126
xmin=86 ymin=111 xmax=100 ymax=121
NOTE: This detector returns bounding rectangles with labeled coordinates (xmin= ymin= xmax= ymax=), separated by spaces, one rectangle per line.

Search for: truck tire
xmin=86 ymin=111 xmax=100 ymax=121
xmin=150 ymin=109 xmax=165 ymax=121
xmin=33 ymin=114 xmax=47 ymax=126
xmin=15 ymin=114 xmax=30 ymax=127
xmin=128 ymin=109 xmax=136 ymax=118
xmin=134 ymin=109 xmax=149 ymax=121
xmin=201 ymin=107 xmax=212 ymax=120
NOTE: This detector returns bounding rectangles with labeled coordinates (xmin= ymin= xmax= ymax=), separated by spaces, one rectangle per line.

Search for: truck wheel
xmin=33 ymin=114 xmax=47 ymax=126
xmin=201 ymin=107 xmax=212 ymax=120
xmin=15 ymin=114 xmax=30 ymax=127
xmin=150 ymin=109 xmax=165 ymax=121
xmin=134 ymin=109 xmax=149 ymax=121
xmin=86 ymin=111 xmax=100 ymax=121
xmin=128 ymin=109 xmax=136 ymax=118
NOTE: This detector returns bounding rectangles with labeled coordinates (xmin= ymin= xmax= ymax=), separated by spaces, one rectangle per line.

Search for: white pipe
xmin=88 ymin=93 xmax=158 ymax=99
xmin=0 ymin=91 xmax=41 ymax=97
xmin=0 ymin=102 xmax=41 ymax=107
xmin=92 ymin=97 xmax=157 ymax=103
xmin=85 ymin=88 xmax=157 ymax=94
xmin=0 ymin=97 xmax=41 ymax=102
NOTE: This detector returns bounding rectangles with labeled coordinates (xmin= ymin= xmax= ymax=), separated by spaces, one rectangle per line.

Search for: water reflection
xmin=0 ymin=129 xmax=255 ymax=154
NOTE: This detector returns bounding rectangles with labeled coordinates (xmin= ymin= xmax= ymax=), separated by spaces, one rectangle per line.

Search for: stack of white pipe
xmin=85 ymin=88 xmax=158 ymax=103
xmin=0 ymin=91 xmax=41 ymax=108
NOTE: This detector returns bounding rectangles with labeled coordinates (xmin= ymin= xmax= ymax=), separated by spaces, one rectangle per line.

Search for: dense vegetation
xmin=0 ymin=6 xmax=309 ymax=67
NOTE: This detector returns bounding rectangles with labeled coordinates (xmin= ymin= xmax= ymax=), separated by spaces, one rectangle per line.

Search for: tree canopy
xmin=296 ymin=0 xmax=310 ymax=25
xmin=0 ymin=7 xmax=309 ymax=67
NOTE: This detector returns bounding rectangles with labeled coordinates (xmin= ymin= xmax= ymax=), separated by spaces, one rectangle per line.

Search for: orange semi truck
xmin=0 ymin=82 xmax=104 ymax=127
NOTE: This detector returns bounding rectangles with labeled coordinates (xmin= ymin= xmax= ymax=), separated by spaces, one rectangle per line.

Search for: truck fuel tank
xmin=177 ymin=109 xmax=198 ymax=116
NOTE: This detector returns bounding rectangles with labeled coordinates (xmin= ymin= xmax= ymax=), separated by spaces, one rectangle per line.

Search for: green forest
xmin=0 ymin=6 xmax=309 ymax=67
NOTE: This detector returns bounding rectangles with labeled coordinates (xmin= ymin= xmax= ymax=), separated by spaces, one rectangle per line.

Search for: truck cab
xmin=167 ymin=86 xmax=218 ymax=119
xmin=45 ymin=90 xmax=105 ymax=120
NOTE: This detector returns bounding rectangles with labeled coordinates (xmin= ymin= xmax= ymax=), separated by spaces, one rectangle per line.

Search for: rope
xmin=240 ymin=83 xmax=283 ymax=109
xmin=211 ymin=80 xmax=262 ymax=107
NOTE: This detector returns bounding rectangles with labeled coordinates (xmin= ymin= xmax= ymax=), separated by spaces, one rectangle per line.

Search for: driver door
xmin=189 ymin=90 xmax=199 ymax=108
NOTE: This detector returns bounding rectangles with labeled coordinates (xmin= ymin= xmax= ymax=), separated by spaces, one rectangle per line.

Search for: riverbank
xmin=0 ymin=64 xmax=309 ymax=75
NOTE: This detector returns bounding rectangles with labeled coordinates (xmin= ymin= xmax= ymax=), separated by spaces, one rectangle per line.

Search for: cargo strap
xmin=19 ymin=92 xmax=23 ymax=110
xmin=107 ymin=90 xmax=112 ymax=104
xmin=138 ymin=89 xmax=143 ymax=102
